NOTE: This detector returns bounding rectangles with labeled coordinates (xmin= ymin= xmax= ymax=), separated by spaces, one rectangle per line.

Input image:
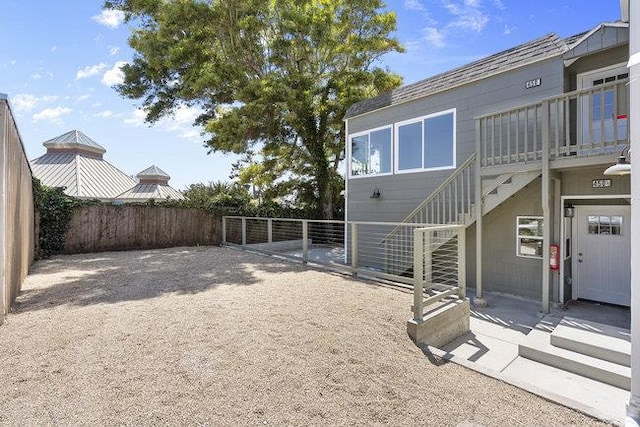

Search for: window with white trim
xmin=396 ymin=109 xmax=455 ymax=173
xmin=516 ymin=216 xmax=543 ymax=258
xmin=350 ymin=127 xmax=392 ymax=176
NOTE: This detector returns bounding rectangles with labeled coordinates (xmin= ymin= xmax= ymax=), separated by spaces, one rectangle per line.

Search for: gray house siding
xmin=477 ymin=179 xmax=544 ymax=300
xmin=562 ymin=167 xmax=630 ymax=196
xmin=347 ymin=56 xmax=564 ymax=223
xmin=563 ymin=25 xmax=628 ymax=61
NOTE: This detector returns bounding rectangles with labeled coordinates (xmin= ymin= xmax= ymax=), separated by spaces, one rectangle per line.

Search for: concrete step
xmin=550 ymin=317 xmax=631 ymax=367
xmin=518 ymin=328 xmax=631 ymax=391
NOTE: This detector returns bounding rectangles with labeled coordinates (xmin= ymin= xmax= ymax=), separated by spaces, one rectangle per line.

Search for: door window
xmin=587 ymin=215 xmax=622 ymax=235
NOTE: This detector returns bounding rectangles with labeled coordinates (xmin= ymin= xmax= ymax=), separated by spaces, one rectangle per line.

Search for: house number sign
xmin=592 ymin=179 xmax=612 ymax=188
xmin=525 ymin=78 xmax=542 ymax=89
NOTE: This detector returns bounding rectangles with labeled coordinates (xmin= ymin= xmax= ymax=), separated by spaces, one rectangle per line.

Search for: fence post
xmin=457 ymin=226 xmax=466 ymax=299
xmin=413 ymin=228 xmax=424 ymax=323
xmin=267 ymin=218 xmax=273 ymax=243
xmin=222 ymin=217 xmax=227 ymax=244
xmin=241 ymin=217 xmax=247 ymax=247
xmin=302 ymin=220 xmax=308 ymax=263
xmin=351 ymin=222 xmax=358 ymax=276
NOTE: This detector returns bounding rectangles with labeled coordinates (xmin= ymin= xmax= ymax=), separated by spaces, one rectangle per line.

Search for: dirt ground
xmin=0 ymin=246 xmax=606 ymax=426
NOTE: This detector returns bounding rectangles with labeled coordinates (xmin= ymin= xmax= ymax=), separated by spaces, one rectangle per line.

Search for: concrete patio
xmin=432 ymin=292 xmax=630 ymax=425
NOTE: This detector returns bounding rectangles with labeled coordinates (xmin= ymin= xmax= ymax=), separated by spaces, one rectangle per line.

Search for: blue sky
xmin=0 ymin=1 xmax=625 ymax=190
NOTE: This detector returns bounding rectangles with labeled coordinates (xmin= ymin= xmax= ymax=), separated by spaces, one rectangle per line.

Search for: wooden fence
xmin=64 ymin=205 xmax=221 ymax=254
xmin=0 ymin=96 xmax=35 ymax=324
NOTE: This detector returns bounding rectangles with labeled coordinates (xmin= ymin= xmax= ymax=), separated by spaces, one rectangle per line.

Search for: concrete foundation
xmin=407 ymin=298 xmax=470 ymax=348
xmin=247 ymin=239 xmax=312 ymax=252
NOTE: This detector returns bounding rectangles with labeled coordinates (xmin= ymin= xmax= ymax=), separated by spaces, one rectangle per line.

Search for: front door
xmin=573 ymin=205 xmax=631 ymax=306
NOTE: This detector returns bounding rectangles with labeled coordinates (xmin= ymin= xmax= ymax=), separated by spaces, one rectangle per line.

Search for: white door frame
xmin=577 ymin=62 xmax=628 ymax=90
xmin=559 ymin=194 xmax=630 ymax=303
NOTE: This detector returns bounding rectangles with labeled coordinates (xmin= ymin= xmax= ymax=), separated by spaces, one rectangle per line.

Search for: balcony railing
xmin=477 ymin=79 xmax=629 ymax=168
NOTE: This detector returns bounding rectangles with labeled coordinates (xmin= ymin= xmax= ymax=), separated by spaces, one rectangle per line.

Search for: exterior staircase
xmin=383 ymin=153 xmax=540 ymax=275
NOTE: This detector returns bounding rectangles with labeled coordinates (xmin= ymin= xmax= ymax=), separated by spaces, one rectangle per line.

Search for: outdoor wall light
xmin=370 ymin=188 xmax=381 ymax=199
xmin=604 ymin=145 xmax=632 ymax=176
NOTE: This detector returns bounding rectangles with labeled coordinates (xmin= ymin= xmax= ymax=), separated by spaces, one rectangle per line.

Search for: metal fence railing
xmin=222 ymin=217 xmax=467 ymax=296
xmin=411 ymin=225 xmax=466 ymax=323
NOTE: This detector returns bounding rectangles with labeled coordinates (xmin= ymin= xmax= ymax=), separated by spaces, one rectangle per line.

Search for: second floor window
xmin=350 ymin=127 xmax=392 ymax=176
xmin=396 ymin=109 xmax=456 ymax=173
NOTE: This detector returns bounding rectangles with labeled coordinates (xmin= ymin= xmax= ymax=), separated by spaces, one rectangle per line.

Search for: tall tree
xmin=107 ymin=0 xmax=403 ymax=218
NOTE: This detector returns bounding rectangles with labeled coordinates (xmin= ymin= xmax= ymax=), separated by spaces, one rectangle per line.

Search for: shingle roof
xmin=43 ymin=130 xmax=106 ymax=156
xmin=345 ymin=33 xmax=568 ymax=119
xmin=31 ymin=152 xmax=137 ymax=199
xmin=116 ymin=183 xmax=184 ymax=201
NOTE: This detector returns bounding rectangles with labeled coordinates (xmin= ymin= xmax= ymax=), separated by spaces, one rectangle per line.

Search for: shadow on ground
xmin=14 ymin=246 xmax=304 ymax=313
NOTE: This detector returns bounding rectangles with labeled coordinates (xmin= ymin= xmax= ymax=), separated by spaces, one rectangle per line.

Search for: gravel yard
xmin=0 ymin=246 xmax=605 ymax=425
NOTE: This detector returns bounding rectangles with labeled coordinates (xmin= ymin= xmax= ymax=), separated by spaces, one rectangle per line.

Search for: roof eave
xmin=344 ymin=50 xmax=565 ymax=122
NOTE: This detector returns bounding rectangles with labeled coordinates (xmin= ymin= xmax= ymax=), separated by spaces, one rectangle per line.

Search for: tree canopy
xmin=106 ymin=0 xmax=403 ymax=218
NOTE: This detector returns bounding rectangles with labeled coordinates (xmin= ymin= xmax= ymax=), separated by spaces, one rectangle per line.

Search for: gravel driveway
xmin=0 ymin=246 xmax=605 ymax=425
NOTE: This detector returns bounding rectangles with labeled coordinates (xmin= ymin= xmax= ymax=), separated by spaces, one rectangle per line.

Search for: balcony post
xmin=474 ymin=119 xmax=486 ymax=307
xmin=541 ymin=100 xmax=551 ymax=314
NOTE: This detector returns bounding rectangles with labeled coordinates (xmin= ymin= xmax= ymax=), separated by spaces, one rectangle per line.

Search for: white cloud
xmin=503 ymin=24 xmax=515 ymax=35
xmin=31 ymin=72 xmax=42 ymax=80
xmin=493 ymin=0 xmax=505 ymax=10
xmin=12 ymin=94 xmax=39 ymax=112
xmin=123 ymin=105 xmax=204 ymax=143
xmin=423 ymin=27 xmax=446 ymax=48
xmin=51 ymin=45 xmax=58 ymax=52
xmin=92 ymin=10 xmax=125 ymax=29
xmin=11 ymin=94 xmax=58 ymax=113
xmin=76 ymin=63 xmax=107 ymax=80
xmin=101 ymin=61 xmax=127 ymax=86
xmin=76 ymin=95 xmax=91 ymax=102
xmin=443 ymin=0 xmax=489 ymax=33
xmin=109 ymin=46 xmax=120 ymax=56
xmin=404 ymin=0 xmax=427 ymax=11
xmin=33 ymin=106 xmax=72 ymax=123
xmin=94 ymin=110 xmax=114 ymax=118
xmin=123 ymin=109 xmax=147 ymax=127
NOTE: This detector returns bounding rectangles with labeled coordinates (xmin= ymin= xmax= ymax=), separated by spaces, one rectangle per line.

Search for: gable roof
xmin=563 ymin=22 xmax=629 ymax=60
xmin=345 ymin=33 xmax=568 ymax=119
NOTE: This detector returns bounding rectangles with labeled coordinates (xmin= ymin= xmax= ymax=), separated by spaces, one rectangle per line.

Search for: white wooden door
xmin=573 ymin=205 xmax=631 ymax=306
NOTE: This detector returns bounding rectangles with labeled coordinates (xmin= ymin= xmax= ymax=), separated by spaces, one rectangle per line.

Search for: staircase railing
xmin=382 ymin=154 xmax=476 ymax=276
xmin=388 ymin=154 xmax=477 ymax=238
